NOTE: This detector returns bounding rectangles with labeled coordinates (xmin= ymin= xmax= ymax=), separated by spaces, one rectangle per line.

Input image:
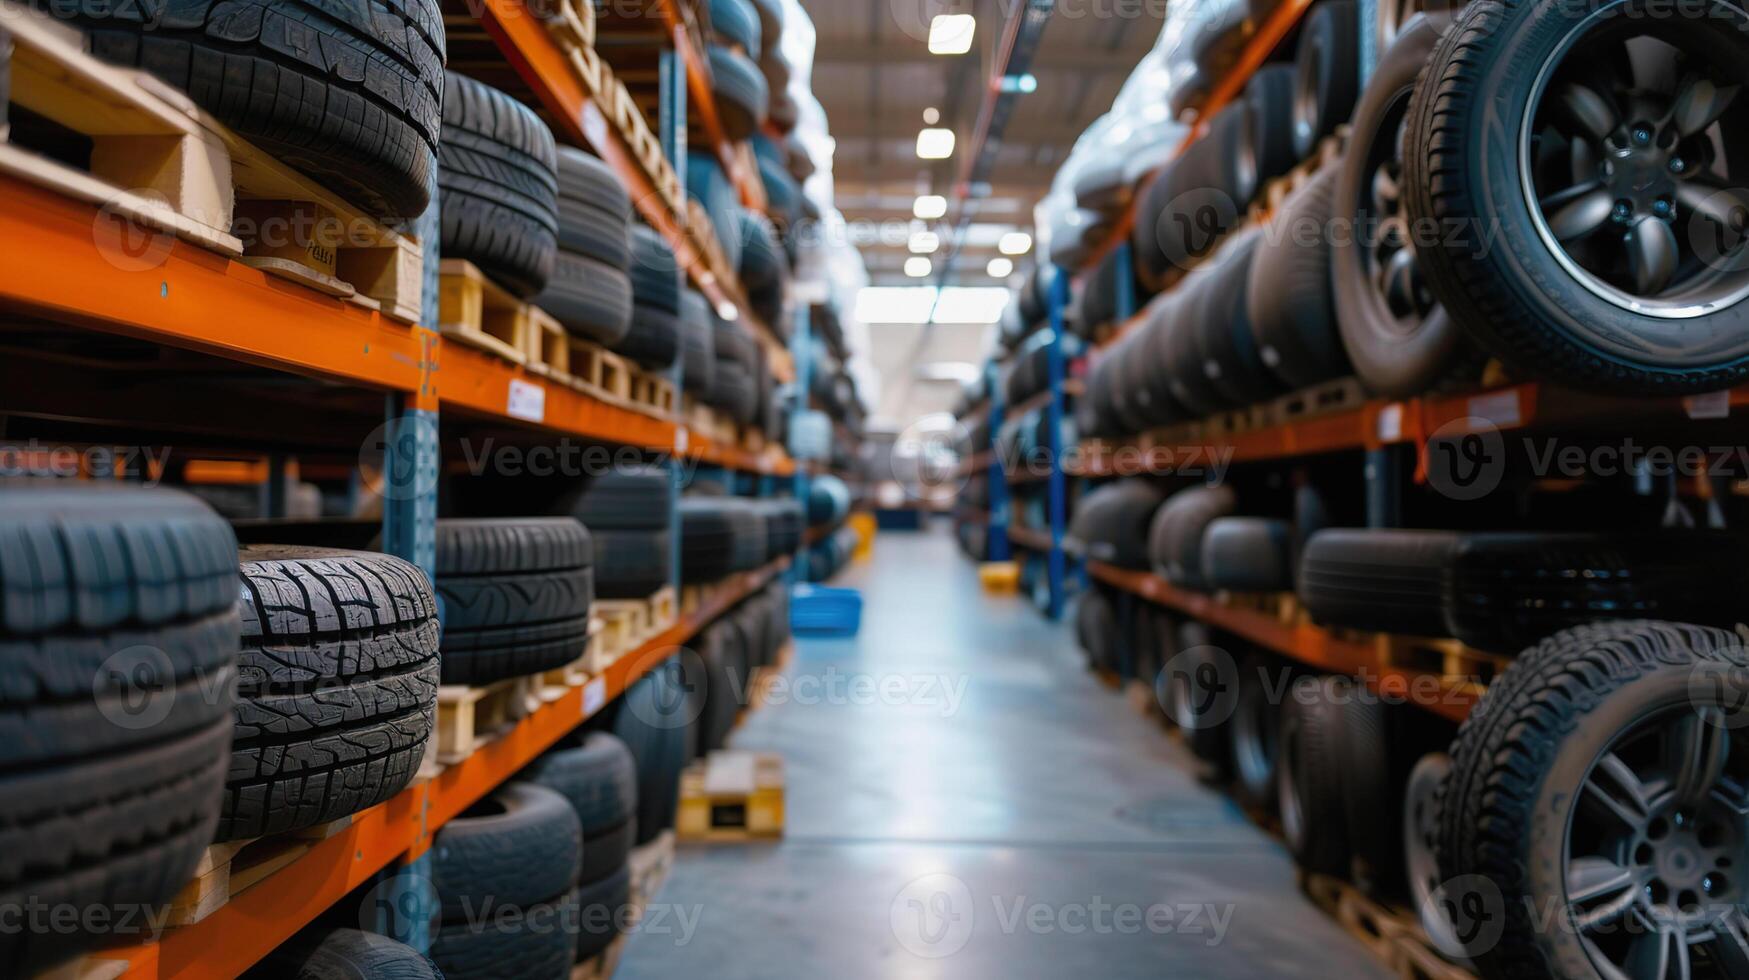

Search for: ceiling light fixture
xmin=916 ymin=128 xmax=956 ymax=160
xmin=923 ymin=107 xmax=941 ymax=125
xmin=998 ymin=231 xmax=1033 ymax=255
xmin=905 ymin=257 xmax=933 ymax=278
xmin=909 ymin=231 xmax=940 ymax=254
xmin=997 ymin=73 xmax=1038 ymax=94
xmin=987 ymin=257 xmax=1014 ymax=278
xmin=913 ymin=195 xmax=947 ymax=220
xmin=927 ymin=14 xmax=975 ymax=54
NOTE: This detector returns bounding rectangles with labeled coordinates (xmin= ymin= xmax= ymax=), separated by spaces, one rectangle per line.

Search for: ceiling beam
xmin=824 ymin=115 xmax=1089 ymax=145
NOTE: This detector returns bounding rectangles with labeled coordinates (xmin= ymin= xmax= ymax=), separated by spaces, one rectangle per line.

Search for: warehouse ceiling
xmin=801 ymin=0 xmax=1163 ymax=426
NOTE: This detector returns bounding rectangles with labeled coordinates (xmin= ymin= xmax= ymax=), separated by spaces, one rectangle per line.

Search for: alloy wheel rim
xmin=1565 ymin=704 xmax=1749 ymax=979
xmin=1521 ymin=4 xmax=1749 ymax=321
xmin=1362 ymin=97 xmax=1440 ymax=334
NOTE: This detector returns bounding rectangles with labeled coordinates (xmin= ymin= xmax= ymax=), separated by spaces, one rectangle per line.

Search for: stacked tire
xmin=440 ymin=72 xmax=559 ymax=299
xmin=533 ymin=149 xmax=637 ymax=347
xmin=518 ymin=732 xmax=639 ymax=962
xmin=435 ymin=519 xmax=595 ymax=684
xmin=0 ymin=482 xmax=240 ymax=974
xmin=555 ymin=467 xmax=674 ymax=600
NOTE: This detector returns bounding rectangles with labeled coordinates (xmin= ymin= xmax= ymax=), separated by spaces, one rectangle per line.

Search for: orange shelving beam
xmin=1084 ymin=561 xmax=1475 ymax=723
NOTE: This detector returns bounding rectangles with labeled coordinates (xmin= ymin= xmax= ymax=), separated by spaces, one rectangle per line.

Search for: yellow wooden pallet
xmin=676 ymin=751 xmax=784 ymax=842
xmin=439 ymin=259 xmax=539 ymax=366
xmin=435 ymin=675 xmax=541 ymax=764
xmin=161 ymin=817 xmax=354 ymax=927
xmin=1301 ymin=873 xmax=1477 ymax=980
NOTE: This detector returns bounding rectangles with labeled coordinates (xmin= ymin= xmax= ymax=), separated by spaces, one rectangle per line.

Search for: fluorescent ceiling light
xmin=923 ymin=107 xmax=941 ymax=125
xmin=997 ymin=73 xmax=1037 ymax=94
xmin=932 ymin=287 xmax=1010 ymax=324
xmin=853 ymin=286 xmax=1010 ymax=325
xmin=928 ymin=14 xmax=976 ymax=54
xmin=913 ymin=195 xmax=947 ymax=220
xmin=856 ymin=287 xmax=937 ymax=323
xmin=915 ymin=362 xmax=981 ymax=384
xmin=909 ymin=231 xmax=940 ymax=254
xmin=916 ymin=128 xmax=956 ymax=160
xmin=987 ymin=257 xmax=1014 ymax=278
xmin=998 ymin=231 xmax=1033 ymax=255
xmin=905 ymin=257 xmax=933 ymax=278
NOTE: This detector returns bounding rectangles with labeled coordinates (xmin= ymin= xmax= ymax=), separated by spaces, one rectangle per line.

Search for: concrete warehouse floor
xmin=616 ymin=524 xmax=1394 ymax=979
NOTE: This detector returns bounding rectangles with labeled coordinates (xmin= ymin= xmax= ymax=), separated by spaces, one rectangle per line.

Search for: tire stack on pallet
xmin=801 ymin=475 xmax=859 ymax=583
xmin=966 ymin=1 xmax=1749 ymax=978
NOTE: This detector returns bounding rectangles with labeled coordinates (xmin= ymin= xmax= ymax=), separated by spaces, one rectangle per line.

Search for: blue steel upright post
xmin=661 ymin=44 xmax=686 ymax=594
xmin=790 ymin=304 xmax=812 ymax=579
xmin=984 ymin=358 xmax=1010 ymax=562
xmin=1044 ymin=266 xmax=1069 ymax=621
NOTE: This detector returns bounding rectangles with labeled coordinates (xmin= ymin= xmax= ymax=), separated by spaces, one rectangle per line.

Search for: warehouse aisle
xmin=616 ymin=525 xmax=1392 ymax=979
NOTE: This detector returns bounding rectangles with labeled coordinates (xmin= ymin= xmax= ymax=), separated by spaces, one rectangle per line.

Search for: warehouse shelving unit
xmin=0 ymin=0 xmax=810 ymax=973
xmin=91 ymin=558 xmax=790 ymax=980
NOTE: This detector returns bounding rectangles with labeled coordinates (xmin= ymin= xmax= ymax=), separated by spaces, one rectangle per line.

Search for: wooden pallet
xmin=1251 ymin=126 xmax=1349 ymax=219
xmin=1374 ymin=633 xmax=1509 ymax=697
xmin=1302 ymin=874 xmax=1476 ymax=980
xmin=1219 ymin=590 xmax=1306 ymax=626
xmin=627 ymin=368 xmax=678 ymax=417
xmin=686 ymin=402 xmax=738 ymax=443
xmin=589 ymin=586 xmax=678 ymax=673
xmin=1 ymin=3 xmax=422 ymax=320
xmin=676 ymin=751 xmax=784 ymax=842
xmin=160 ymin=817 xmax=354 ymax=927
xmin=435 ymin=675 xmax=542 ymax=764
xmin=439 ymin=259 xmax=542 ymax=365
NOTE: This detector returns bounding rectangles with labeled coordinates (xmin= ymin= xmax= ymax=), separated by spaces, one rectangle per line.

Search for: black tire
xmin=572 ymin=864 xmax=632 ymax=961
xmin=1065 ymin=480 xmax=1165 ymax=571
xmin=1161 ymin=624 xmax=1233 ymax=773
xmin=709 ymin=44 xmax=769 ymax=141
xmin=1443 ymin=531 xmax=1748 ymax=654
xmin=1291 ymin=0 xmax=1361 ymax=158
xmin=1147 ymin=485 xmax=1238 ymax=591
xmin=1336 ymin=684 xmax=1403 ymax=896
xmin=1403 ymin=0 xmax=1749 ymax=394
xmin=738 ymin=211 xmax=785 ymax=291
xmin=519 ymin=731 xmax=637 ymax=884
xmin=681 ymin=292 xmax=717 ymax=394
xmin=1193 ymin=233 xmax=1281 ymax=406
xmin=1242 ymin=63 xmax=1300 ymax=187
xmin=620 ymin=310 xmax=683 ymax=372
xmin=71 ymin=0 xmax=443 ymax=223
xmin=1247 ymin=166 xmax=1352 ymax=389
xmin=435 ymin=519 xmax=594 ymax=685
xmin=440 ymin=71 xmax=560 ymax=299
xmin=1201 ymin=517 xmax=1294 ymax=593
xmin=697 ymin=629 xmax=737 ymax=753
xmin=432 ymin=782 xmax=581 ymax=920
xmin=1161 ymin=286 xmax=1233 ymax=417
xmin=556 ymin=147 xmax=633 ymax=269
xmin=1440 ymin=621 xmax=1749 ymax=978
xmin=0 ymin=481 xmax=238 ymax=976
xmin=1075 ymin=589 xmax=1120 ymax=674
xmin=532 ymin=250 xmax=634 ymax=346
xmin=1332 ymin=13 xmax=1479 ymax=397
xmin=1278 ymin=675 xmax=1353 ymax=876
xmin=556 ymin=465 xmax=673 ymax=531
xmin=629 ymin=226 xmax=684 ymax=314
xmin=1231 ymin=651 xmax=1283 ymax=811
xmin=612 ymin=653 xmax=704 ymax=843
xmin=430 ymin=891 xmax=578 ymax=980
xmin=245 ymin=928 xmax=441 ymax=980
xmin=1297 ymin=528 xmax=1458 ymax=636
xmin=1403 ymin=752 xmax=1472 ymax=967
xmin=591 ymin=530 xmax=673 ymax=600
xmin=1131 ymin=604 xmax=1176 ymax=699
xmin=224 ymin=547 xmax=439 ymax=841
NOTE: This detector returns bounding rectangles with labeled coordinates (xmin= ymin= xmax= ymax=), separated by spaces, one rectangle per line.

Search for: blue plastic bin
xmin=790 ymin=585 xmax=863 ymax=637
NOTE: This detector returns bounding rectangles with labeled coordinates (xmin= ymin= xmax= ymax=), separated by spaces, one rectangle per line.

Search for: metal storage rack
xmin=0 ymin=0 xmax=812 ymax=973
xmin=949 ymin=0 xmax=1749 ymax=718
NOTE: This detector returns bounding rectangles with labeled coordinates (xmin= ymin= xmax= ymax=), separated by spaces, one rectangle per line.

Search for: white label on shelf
xmin=507 ymin=379 xmax=546 ymax=422
xmin=583 ymin=677 xmax=606 ymax=717
xmin=1376 ymin=404 xmax=1404 ymax=442
xmin=1685 ymin=390 xmax=1731 ymax=420
xmin=1468 ymin=389 xmax=1522 ymax=428
xmin=674 ymin=427 xmax=689 ymax=453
